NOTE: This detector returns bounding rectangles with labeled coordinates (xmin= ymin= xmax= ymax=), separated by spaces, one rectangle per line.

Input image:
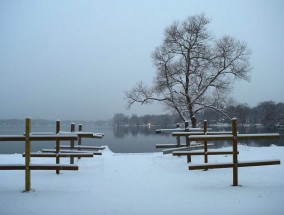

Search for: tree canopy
xmin=126 ymin=14 xmax=251 ymax=127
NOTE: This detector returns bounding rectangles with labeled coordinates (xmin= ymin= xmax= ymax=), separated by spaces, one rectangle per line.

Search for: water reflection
xmin=0 ymin=124 xmax=283 ymax=154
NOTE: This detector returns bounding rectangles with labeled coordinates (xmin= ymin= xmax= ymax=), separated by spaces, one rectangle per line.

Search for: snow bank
xmin=0 ymin=145 xmax=284 ymax=215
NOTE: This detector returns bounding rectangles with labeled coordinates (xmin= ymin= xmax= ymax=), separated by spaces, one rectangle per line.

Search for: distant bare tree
xmin=256 ymin=101 xmax=279 ymax=129
xmin=226 ymin=103 xmax=250 ymax=125
xmin=126 ymin=14 xmax=251 ymax=127
xmin=113 ymin=113 xmax=128 ymax=127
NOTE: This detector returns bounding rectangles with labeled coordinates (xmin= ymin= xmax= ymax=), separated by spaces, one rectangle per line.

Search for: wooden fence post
xmin=56 ymin=120 xmax=60 ymax=174
xmin=232 ymin=118 xmax=238 ymax=186
xmin=185 ymin=121 xmax=189 ymax=146
xmin=176 ymin=123 xmax=180 ymax=147
xmin=203 ymin=120 xmax=208 ymax=170
xmin=70 ymin=123 xmax=75 ymax=164
xmin=78 ymin=124 xmax=82 ymax=146
xmin=185 ymin=121 xmax=191 ymax=163
xmin=25 ymin=118 xmax=31 ymax=192
xmin=78 ymin=124 xmax=82 ymax=159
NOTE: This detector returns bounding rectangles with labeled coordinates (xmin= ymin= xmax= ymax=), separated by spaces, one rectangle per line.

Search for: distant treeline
xmin=198 ymin=100 xmax=284 ymax=128
xmin=113 ymin=100 xmax=284 ymax=128
xmin=112 ymin=113 xmax=181 ymax=127
xmin=1 ymin=101 xmax=283 ymax=129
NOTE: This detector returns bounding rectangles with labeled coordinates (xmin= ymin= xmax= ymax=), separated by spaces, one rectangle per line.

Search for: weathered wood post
xmin=56 ymin=120 xmax=60 ymax=174
xmin=203 ymin=120 xmax=208 ymax=170
xmin=176 ymin=123 xmax=180 ymax=147
xmin=78 ymin=124 xmax=82 ymax=159
xmin=232 ymin=118 xmax=238 ymax=186
xmin=185 ymin=121 xmax=191 ymax=163
xmin=185 ymin=121 xmax=189 ymax=146
xmin=70 ymin=123 xmax=75 ymax=164
xmin=25 ymin=118 xmax=31 ymax=191
xmin=176 ymin=123 xmax=181 ymax=157
xmin=78 ymin=124 xmax=82 ymax=146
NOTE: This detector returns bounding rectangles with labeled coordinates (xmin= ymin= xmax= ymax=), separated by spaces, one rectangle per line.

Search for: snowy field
xmin=0 ymin=145 xmax=284 ymax=215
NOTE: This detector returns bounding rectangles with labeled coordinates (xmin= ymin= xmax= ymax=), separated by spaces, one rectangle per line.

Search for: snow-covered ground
xmin=0 ymin=145 xmax=284 ymax=215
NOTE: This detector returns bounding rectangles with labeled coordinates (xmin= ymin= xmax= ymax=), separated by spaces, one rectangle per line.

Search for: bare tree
xmin=256 ymin=101 xmax=279 ymax=129
xmin=126 ymin=14 xmax=251 ymax=127
xmin=226 ymin=103 xmax=251 ymax=125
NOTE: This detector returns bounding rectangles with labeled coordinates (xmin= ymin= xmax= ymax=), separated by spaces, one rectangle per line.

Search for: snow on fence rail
xmin=0 ymin=118 xmax=105 ymax=192
xmin=34 ymin=122 xmax=105 ymax=166
xmin=60 ymin=124 xmax=104 ymax=162
xmin=23 ymin=120 xmax=104 ymax=174
xmin=0 ymin=118 xmax=79 ymax=191
xmin=171 ymin=120 xmax=236 ymax=164
xmin=172 ymin=118 xmax=281 ymax=186
xmin=155 ymin=121 xmax=211 ymax=156
xmin=156 ymin=121 xmax=229 ymax=162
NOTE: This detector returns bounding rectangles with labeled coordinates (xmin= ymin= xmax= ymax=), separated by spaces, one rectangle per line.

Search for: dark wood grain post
xmin=78 ymin=124 xmax=82 ymax=159
xmin=232 ymin=118 xmax=238 ymax=186
xmin=25 ymin=118 xmax=31 ymax=191
xmin=176 ymin=123 xmax=180 ymax=147
xmin=56 ymin=120 xmax=60 ymax=174
xmin=70 ymin=123 xmax=75 ymax=164
xmin=78 ymin=124 xmax=82 ymax=146
xmin=185 ymin=121 xmax=189 ymax=146
xmin=185 ymin=121 xmax=191 ymax=163
xmin=203 ymin=120 xmax=208 ymax=170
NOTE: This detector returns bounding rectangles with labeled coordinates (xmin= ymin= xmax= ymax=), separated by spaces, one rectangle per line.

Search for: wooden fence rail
xmin=156 ymin=121 xmax=214 ymax=161
xmin=60 ymin=124 xmax=104 ymax=160
xmin=175 ymin=118 xmax=281 ymax=186
xmin=33 ymin=123 xmax=105 ymax=164
xmin=0 ymin=118 xmax=80 ymax=192
xmin=163 ymin=121 xmax=231 ymax=162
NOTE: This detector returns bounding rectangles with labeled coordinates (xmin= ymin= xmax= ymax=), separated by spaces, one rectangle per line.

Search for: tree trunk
xmin=191 ymin=116 xmax=197 ymax=128
xmin=188 ymin=105 xmax=197 ymax=128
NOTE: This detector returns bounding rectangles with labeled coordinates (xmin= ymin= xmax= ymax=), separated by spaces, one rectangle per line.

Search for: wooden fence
xmin=0 ymin=118 xmax=105 ymax=191
xmin=172 ymin=120 xmax=234 ymax=163
xmin=0 ymin=118 xmax=79 ymax=191
xmin=156 ymin=121 xmax=228 ymax=162
xmin=22 ymin=121 xmax=104 ymax=174
xmin=172 ymin=118 xmax=281 ymax=186
xmin=156 ymin=121 xmax=209 ymax=150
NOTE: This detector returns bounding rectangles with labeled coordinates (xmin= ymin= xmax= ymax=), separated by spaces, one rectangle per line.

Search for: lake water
xmin=0 ymin=124 xmax=283 ymax=154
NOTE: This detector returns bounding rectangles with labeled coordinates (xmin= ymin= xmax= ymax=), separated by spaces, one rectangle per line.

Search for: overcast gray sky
xmin=0 ymin=0 xmax=283 ymax=120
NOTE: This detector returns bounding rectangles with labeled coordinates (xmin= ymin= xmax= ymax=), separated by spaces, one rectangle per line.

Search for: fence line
xmin=172 ymin=118 xmax=281 ymax=186
xmin=0 ymin=118 xmax=105 ymax=192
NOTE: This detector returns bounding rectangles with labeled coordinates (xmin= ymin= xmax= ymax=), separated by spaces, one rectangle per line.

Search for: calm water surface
xmin=0 ymin=124 xmax=283 ymax=154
